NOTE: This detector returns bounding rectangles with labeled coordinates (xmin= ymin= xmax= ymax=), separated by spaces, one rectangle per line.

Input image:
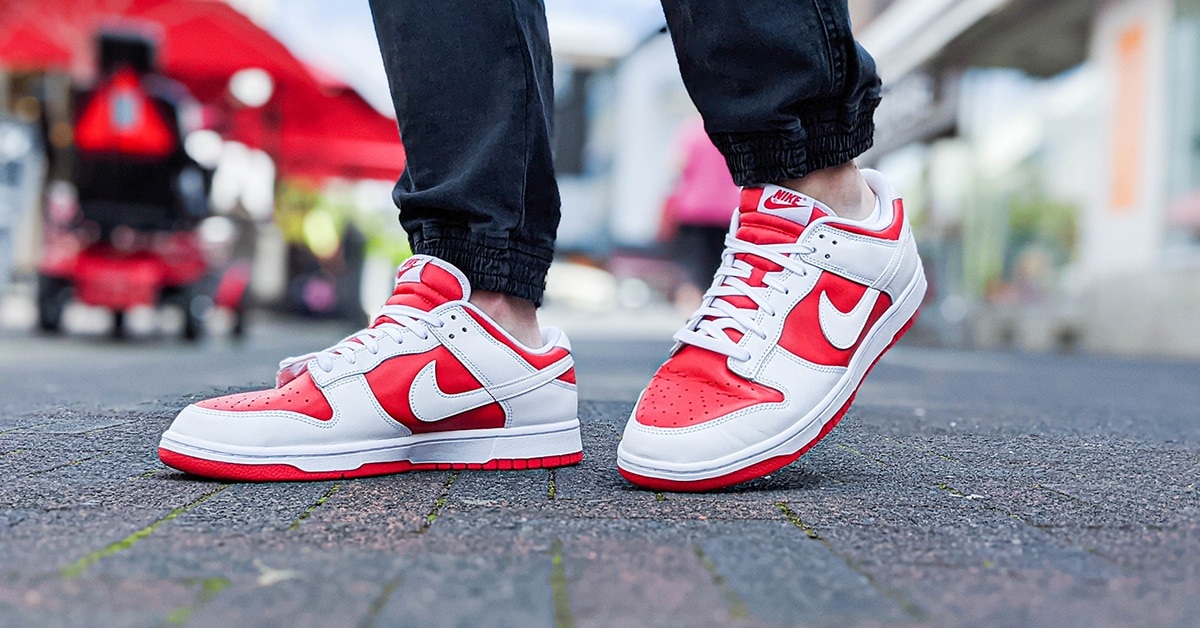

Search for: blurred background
xmin=0 ymin=0 xmax=1196 ymax=357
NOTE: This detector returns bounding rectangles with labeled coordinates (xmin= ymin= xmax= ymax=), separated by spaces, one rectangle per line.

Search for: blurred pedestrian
xmin=159 ymin=1 xmax=926 ymax=492
xmin=660 ymin=116 xmax=741 ymax=313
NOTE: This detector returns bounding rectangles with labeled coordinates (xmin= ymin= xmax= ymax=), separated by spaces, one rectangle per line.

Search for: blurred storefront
xmin=855 ymin=0 xmax=1200 ymax=356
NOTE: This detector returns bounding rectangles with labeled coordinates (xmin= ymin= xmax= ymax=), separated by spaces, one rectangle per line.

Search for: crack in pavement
xmin=26 ymin=452 xmax=111 ymax=477
xmin=288 ymin=482 xmax=342 ymax=531
xmin=358 ymin=574 xmax=403 ymax=628
xmin=61 ymin=485 xmax=229 ymax=578
xmin=160 ymin=576 xmax=230 ymax=626
xmin=549 ymin=539 xmax=574 ymax=628
xmin=776 ymin=501 xmax=928 ymax=621
xmin=693 ymin=544 xmax=749 ymax=621
xmin=420 ymin=472 xmax=459 ymax=532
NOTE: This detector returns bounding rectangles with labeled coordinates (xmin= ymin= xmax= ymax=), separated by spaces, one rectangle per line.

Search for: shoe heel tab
xmin=541 ymin=326 xmax=573 ymax=352
xmin=861 ymin=169 xmax=898 ymax=203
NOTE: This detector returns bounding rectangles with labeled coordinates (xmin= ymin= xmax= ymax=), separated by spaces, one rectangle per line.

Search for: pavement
xmin=0 ymin=307 xmax=1198 ymax=627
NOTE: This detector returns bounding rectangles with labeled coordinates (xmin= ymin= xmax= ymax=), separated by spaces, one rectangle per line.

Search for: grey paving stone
xmin=562 ymin=537 xmax=748 ymax=627
xmin=0 ymin=574 xmax=196 ymax=628
xmin=1 ymin=331 xmax=1198 ymax=626
xmin=372 ymin=553 xmax=557 ymax=628
xmin=700 ymin=521 xmax=911 ymax=625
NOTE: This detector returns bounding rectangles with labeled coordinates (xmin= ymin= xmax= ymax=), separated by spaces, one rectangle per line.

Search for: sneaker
xmin=158 ymin=255 xmax=582 ymax=481
xmin=617 ymin=170 xmax=925 ymax=491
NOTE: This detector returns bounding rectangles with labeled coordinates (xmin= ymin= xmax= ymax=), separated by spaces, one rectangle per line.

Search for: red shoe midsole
xmin=159 ymin=447 xmax=583 ymax=482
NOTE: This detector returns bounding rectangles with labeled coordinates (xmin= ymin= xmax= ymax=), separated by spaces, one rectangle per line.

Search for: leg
xmin=661 ymin=0 xmax=880 ymax=218
xmin=369 ymin=0 xmax=558 ymax=343
xmin=158 ymin=1 xmax=583 ymax=481
xmin=618 ymin=1 xmax=925 ymax=490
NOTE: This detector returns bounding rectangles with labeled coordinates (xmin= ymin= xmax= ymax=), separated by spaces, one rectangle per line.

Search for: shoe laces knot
xmin=275 ymin=304 xmax=445 ymax=386
xmin=673 ymin=235 xmax=815 ymax=362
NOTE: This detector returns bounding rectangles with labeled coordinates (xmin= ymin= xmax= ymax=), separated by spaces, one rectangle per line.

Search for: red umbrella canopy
xmin=0 ymin=21 xmax=74 ymax=71
xmin=129 ymin=0 xmax=315 ymax=101
xmin=278 ymin=80 xmax=405 ymax=181
xmin=0 ymin=0 xmax=316 ymax=98
xmin=0 ymin=0 xmax=405 ymax=181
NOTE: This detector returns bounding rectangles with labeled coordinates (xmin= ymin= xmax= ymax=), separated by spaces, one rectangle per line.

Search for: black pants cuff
xmin=410 ymin=226 xmax=553 ymax=306
xmin=712 ymin=101 xmax=880 ymax=186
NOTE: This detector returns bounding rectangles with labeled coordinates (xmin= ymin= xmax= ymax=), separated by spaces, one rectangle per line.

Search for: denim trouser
xmin=369 ymin=0 xmax=881 ymax=304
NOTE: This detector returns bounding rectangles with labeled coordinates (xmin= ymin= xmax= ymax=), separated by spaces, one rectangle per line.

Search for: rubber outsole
xmin=617 ymin=313 xmax=918 ymax=493
xmin=158 ymin=448 xmax=583 ymax=482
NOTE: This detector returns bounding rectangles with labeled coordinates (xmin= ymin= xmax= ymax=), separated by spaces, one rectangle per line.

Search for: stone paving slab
xmin=0 ymin=344 xmax=1198 ymax=626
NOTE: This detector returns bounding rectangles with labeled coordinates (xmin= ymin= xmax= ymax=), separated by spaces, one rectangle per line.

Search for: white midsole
xmin=160 ymin=419 xmax=582 ymax=472
xmin=617 ymin=267 xmax=927 ymax=482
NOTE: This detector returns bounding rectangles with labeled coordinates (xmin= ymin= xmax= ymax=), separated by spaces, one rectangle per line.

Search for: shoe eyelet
xmin=825 ymin=254 xmax=831 ymax=259
xmin=449 ymin=333 xmax=456 ymax=339
xmin=450 ymin=314 xmax=456 ymax=320
xmin=818 ymin=234 xmax=825 ymax=239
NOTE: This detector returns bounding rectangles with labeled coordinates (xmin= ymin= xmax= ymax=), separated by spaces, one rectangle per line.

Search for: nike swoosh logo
xmin=409 ymin=354 xmax=574 ymax=422
xmin=818 ymin=287 xmax=880 ymax=350
xmin=763 ymin=198 xmax=799 ymax=210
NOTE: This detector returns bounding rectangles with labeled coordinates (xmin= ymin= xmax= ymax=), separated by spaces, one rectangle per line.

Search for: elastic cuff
xmin=410 ymin=225 xmax=553 ymax=306
xmin=712 ymin=101 xmax=880 ymax=186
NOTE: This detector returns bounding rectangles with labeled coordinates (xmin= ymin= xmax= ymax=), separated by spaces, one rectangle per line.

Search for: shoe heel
xmin=406 ymin=419 xmax=583 ymax=468
xmin=429 ymin=451 xmax=584 ymax=471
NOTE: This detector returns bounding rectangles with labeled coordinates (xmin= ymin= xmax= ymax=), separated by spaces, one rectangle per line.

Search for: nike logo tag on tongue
xmin=762 ymin=188 xmax=805 ymax=210
xmin=818 ymin=288 xmax=880 ymax=350
xmin=758 ymin=186 xmax=819 ymax=225
xmin=395 ymin=256 xmax=427 ymax=284
xmin=409 ymin=355 xmax=574 ymax=422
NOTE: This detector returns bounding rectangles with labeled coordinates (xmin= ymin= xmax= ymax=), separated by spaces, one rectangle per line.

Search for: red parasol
xmin=277 ymin=76 xmax=405 ymax=181
xmin=0 ymin=0 xmax=404 ymax=181
xmin=128 ymin=0 xmax=316 ymax=101
xmin=0 ymin=22 xmax=74 ymax=71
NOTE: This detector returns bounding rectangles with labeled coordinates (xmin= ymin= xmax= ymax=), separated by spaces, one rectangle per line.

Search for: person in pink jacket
xmin=662 ymin=116 xmax=742 ymax=310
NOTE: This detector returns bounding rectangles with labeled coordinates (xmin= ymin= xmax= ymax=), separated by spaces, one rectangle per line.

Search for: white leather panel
xmin=425 ymin=304 xmax=578 ymax=428
xmin=503 ymin=380 xmax=578 ymax=428
xmin=168 ymin=375 xmax=409 ymax=450
xmin=621 ymin=352 xmax=845 ymax=465
xmin=802 ymin=222 xmax=898 ymax=287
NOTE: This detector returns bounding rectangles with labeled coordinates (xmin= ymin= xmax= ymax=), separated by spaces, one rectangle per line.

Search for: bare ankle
xmin=469 ymin=291 xmax=543 ymax=348
xmin=778 ymin=162 xmax=875 ymax=221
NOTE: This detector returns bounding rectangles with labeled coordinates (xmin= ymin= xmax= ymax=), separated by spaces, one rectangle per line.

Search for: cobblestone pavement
xmin=0 ymin=316 xmax=1197 ymax=627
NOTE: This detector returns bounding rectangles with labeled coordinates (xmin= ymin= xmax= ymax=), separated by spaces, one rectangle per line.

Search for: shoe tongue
xmin=693 ymin=186 xmax=831 ymax=345
xmin=384 ymin=255 xmax=471 ymax=311
xmin=736 ymin=185 xmax=830 ymax=244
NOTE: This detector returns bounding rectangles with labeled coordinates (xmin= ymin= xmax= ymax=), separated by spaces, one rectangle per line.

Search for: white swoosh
xmin=819 ymin=288 xmax=880 ymax=350
xmin=409 ymin=354 xmax=574 ymax=422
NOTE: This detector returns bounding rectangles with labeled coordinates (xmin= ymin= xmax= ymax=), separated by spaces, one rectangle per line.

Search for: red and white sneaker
xmin=617 ymin=170 xmax=925 ymax=491
xmin=158 ymin=255 xmax=582 ymax=481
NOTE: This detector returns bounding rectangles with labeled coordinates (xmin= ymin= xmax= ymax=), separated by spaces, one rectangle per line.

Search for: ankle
xmin=778 ymin=162 xmax=875 ymax=221
xmin=469 ymin=291 xmax=542 ymax=347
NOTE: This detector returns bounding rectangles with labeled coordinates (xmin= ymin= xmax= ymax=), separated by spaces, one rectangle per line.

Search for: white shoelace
xmin=276 ymin=303 xmax=445 ymax=385
xmin=673 ymin=234 xmax=816 ymax=361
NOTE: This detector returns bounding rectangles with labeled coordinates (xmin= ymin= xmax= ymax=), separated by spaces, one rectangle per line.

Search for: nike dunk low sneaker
xmin=617 ymin=169 xmax=925 ymax=491
xmin=159 ymin=255 xmax=582 ymax=481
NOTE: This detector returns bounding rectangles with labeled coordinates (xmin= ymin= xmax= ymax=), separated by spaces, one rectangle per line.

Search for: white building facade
xmin=858 ymin=0 xmax=1200 ymax=356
